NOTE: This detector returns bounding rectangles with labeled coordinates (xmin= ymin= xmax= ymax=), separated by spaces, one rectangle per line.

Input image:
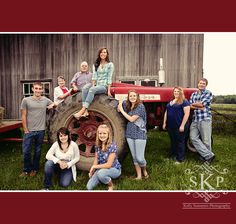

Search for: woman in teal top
xmin=74 ymin=47 xmax=114 ymax=119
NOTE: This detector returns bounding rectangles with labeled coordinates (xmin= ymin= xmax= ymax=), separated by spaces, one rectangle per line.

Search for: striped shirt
xmin=92 ymin=62 xmax=114 ymax=87
xmin=190 ymin=89 xmax=213 ymax=122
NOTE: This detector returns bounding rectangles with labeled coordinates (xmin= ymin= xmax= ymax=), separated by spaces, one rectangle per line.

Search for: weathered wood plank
xmin=0 ymin=34 xmax=203 ymax=119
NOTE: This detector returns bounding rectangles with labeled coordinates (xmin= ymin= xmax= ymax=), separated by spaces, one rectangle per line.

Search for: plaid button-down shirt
xmin=190 ymin=89 xmax=213 ymax=122
xmin=70 ymin=71 xmax=93 ymax=90
xmin=92 ymin=62 xmax=114 ymax=87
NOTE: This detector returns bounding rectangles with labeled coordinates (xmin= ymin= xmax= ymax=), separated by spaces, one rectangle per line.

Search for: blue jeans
xmin=86 ymin=168 xmax=121 ymax=190
xmin=82 ymin=84 xmax=107 ymax=108
xmin=126 ymin=138 xmax=147 ymax=166
xmin=44 ymin=160 xmax=73 ymax=188
xmin=167 ymin=123 xmax=189 ymax=162
xmin=22 ymin=130 xmax=45 ymax=173
xmin=190 ymin=120 xmax=214 ymax=160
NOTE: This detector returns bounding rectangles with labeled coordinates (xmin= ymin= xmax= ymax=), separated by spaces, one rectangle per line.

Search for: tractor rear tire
xmin=48 ymin=93 xmax=127 ymax=171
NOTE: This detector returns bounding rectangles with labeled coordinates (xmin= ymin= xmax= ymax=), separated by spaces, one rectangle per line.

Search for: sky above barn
xmin=203 ymin=33 xmax=236 ymax=96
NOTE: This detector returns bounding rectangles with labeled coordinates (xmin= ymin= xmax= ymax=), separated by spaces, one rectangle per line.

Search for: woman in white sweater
xmin=43 ymin=127 xmax=80 ymax=189
xmin=54 ymin=76 xmax=71 ymax=104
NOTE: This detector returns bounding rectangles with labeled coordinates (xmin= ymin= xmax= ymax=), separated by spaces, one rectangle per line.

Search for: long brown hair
xmin=171 ymin=86 xmax=185 ymax=104
xmin=57 ymin=127 xmax=71 ymax=150
xmin=96 ymin=124 xmax=112 ymax=151
xmin=94 ymin=47 xmax=110 ymax=71
xmin=126 ymin=90 xmax=141 ymax=112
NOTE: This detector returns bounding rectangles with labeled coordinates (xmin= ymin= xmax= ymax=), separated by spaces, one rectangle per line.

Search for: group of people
xmin=163 ymin=78 xmax=215 ymax=164
xmin=19 ymin=46 xmax=215 ymax=190
xmin=19 ymin=47 xmax=146 ymax=190
xmin=53 ymin=60 xmax=93 ymax=106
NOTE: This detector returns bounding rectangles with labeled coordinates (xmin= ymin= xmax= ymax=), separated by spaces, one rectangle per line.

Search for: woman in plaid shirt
xmin=74 ymin=47 xmax=114 ymax=119
xmin=189 ymin=78 xmax=215 ymax=163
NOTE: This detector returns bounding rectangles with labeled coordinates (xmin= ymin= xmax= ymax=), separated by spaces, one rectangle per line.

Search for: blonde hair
xmin=172 ymin=86 xmax=185 ymax=104
xmin=96 ymin=124 xmax=113 ymax=151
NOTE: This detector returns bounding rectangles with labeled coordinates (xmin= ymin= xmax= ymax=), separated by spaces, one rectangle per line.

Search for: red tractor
xmin=48 ymin=82 xmax=197 ymax=170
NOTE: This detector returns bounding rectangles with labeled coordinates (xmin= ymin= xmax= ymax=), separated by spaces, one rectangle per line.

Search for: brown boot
xmin=19 ymin=172 xmax=29 ymax=177
xmin=29 ymin=170 xmax=37 ymax=177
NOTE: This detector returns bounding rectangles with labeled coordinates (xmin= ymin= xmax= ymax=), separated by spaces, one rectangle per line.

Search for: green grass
xmin=0 ymin=130 xmax=235 ymax=191
xmin=212 ymin=103 xmax=236 ymax=114
xmin=211 ymin=104 xmax=236 ymax=134
xmin=212 ymin=104 xmax=236 ymax=110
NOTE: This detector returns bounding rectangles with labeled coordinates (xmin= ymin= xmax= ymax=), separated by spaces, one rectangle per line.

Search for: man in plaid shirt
xmin=189 ymin=78 xmax=215 ymax=163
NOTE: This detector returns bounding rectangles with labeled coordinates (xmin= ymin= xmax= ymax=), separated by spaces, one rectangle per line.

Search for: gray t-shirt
xmin=20 ymin=96 xmax=53 ymax=131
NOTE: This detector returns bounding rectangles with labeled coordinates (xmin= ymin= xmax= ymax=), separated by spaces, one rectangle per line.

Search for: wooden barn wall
xmin=0 ymin=34 xmax=203 ymax=119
